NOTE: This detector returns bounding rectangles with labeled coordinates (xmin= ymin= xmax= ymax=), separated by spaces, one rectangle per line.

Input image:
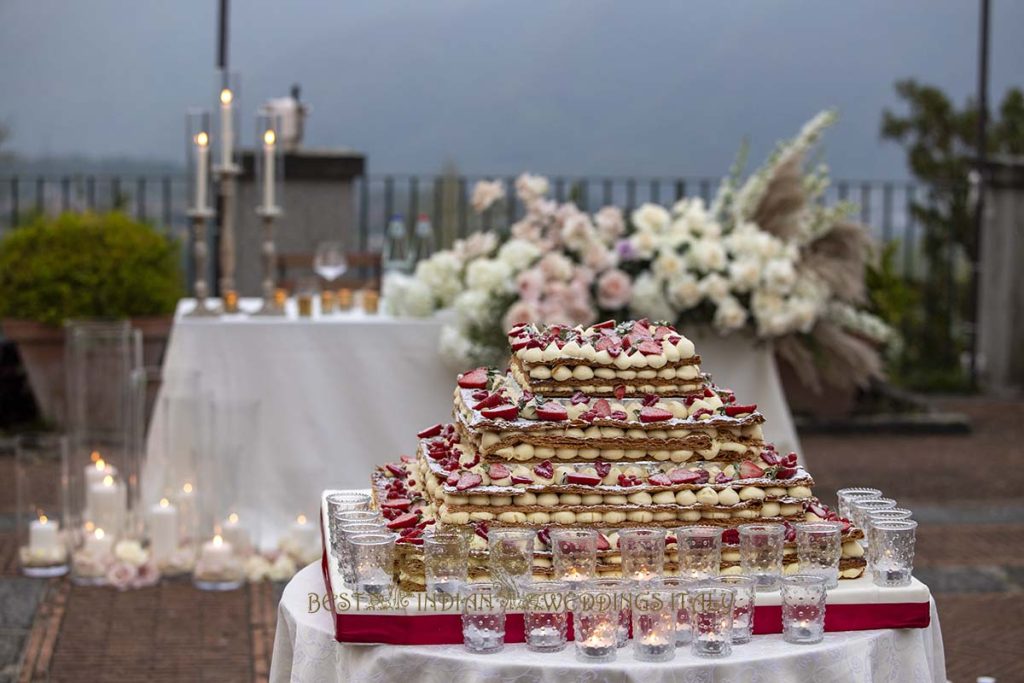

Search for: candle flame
xmin=263 ymin=129 xmax=276 ymax=146
xmin=39 ymin=514 xmax=48 ymax=524
xmin=228 ymin=512 xmax=239 ymax=524
xmin=159 ymin=498 xmax=169 ymax=508
xmin=84 ymin=521 xmax=95 ymax=532
xmin=213 ymin=534 xmax=223 ymax=546
xmin=183 ymin=482 xmax=193 ymax=494
xmin=103 ymin=474 xmax=114 ymax=486
xmin=196 ymin=131 xmax=209 ymax=147
xmin=95 ymin=528 xmax=105 ymax=540
xmin=95 ymin=458 xmax=106 ymax=471
xmin=297 ymin=514 xmax=307 ymax=524
xmin=90 ymin=450 xmax=101 ymax=463
xmin=220 ymin=88 xmax=233 ymax=105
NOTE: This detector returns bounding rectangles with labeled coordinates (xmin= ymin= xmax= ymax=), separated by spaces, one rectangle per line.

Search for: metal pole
xmin=217 ymin=0 xmax=229 ymax=72
xmin=968 ymin=0 xmax=989 ymax=388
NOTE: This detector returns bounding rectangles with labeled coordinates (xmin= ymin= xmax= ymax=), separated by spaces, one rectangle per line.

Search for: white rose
xmin=470 ymin=180 xmax=506 ymax=213
xmin=268 ymin=554 xmax=297 ymax=582
xmin=631 ymin=203 xmax=671 ymax=233
xmin=414 ymin=252 xmax=462 ymax=306
xmin=728 ymin=258 xmax=761 ymax=292
xmin=755 ymin=232 xmax=784 ymax=260
xmin=689 ymin=239 xmax=728 ymax=272
xmin=668 ymin=273 xmax=703 ymax=310
xmin=516 ymin=173 xmax=550 ymax=202
xmin=439 ymin=325 xmax=473 ymax=366
xmin=383 ymin=274 xmax=435 ymax=318
xmin=629 ymin=273 xmax=675 ymax=322
xmin=630 ymin=228 xmax=658 ymax=260
xmin=764 ymin=258 xmax=797 ymax=294
xmin=714 ymin=296 xmax=749 ymax=332
xmin=560 ymin=212 xmax=595 ymax=251
xmin=699 ymin=273 xmax=732 ymax=303
xmin=244 ymin=555 xmax=271 ymax=583
xmin=652 ymin=248 xmax=685 ymax=281
xmin=454 ymin=290 xmax=491 ymax=328
xmin=465 ymin=258 xmax=512 ymax=294
xmin=538 ymin=252 xmax=574 ymax=282
xmin=497 ymin=238 xmax=541 ymax=271
xmin=114 ymin=540 xmax=148 ymax=567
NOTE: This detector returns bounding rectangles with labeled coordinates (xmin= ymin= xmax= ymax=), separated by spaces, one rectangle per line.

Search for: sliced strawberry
xmin=691 ymin=408 xmax=713 ymax=420
xmin=456 ymin=472 xmax=483 ymax=490
xmin=400 ymin=455 xmax=415 ymax=464
xmin=715 ymin=472 xmax=732 ymax=484
xmin=565 ymin=472 xmax=602 ymax=486
xmin=639 ymin=406 xmax=673 ymax=423
xmin=446 ymin=472 xmax=460 ymax=486
xmin=592 ymin=319 xmax=616 ymax=330
xmin=510 ymin=337 xmax=530 ymax=351
xmin=760 ymin=450 xmax=780 ymax=466
xmin=642 ymin=394 xmax=659 ymax=407
xmin=536 ymin=402 xmax=568 ymax=421
xmin=474 ymin=522 xmax=489 ymax=540
xmin=632 ymin=319 xmax=650 ymax=332
xmin=668 ymin=468 xmax=704 ymax=484
xmin=703 ymin=387 xmax=715 ymax=397
xmin=617 ymin=474 xmax=641 ymax=487
xmin=784 ymin=523 xmax=797 ymax=542
xmin=782 ymin=452 xmax=799 ymax=467
xmin=724 ymin=404 xmax=757 ymax=417
xmin=398 ymin=536 xmax=424 ymax=545
xmin=537 ymin=527 xmax=551 ymax=547
xmin=638 ymin=340 xmax=663 ymax=355
xmin=614 ymin=385 xmax=627 ymax=400
xmin=594 ymin=335 xmax=617 ymax=352
xmin=473 ymin=391 xmax=505 ymax=410
xmin=808 ymin=502 xmax=828 ymax=518
xmin=457 ymin=367 xmax=489 ymax=389
xmin=481 ymin=404 xmax=519 ymax=420
xmin=386 ymin=512 xmax=419 ymax=530
xmin=570 ymin=390 xmax=589 ymax=405
xmin=380 ymin=498 xmax=411 ymax=511
xmin=488 ymin=463 xmax=511 ymax=481
xmin=667 ymin=335 xmax=682 ymax=345
xmin=738 ymin=461 xmax=765 ymax=479
xmin=595 ymin=462 xmax=611 ymax=478
xmin=839 ymin=520 xmax=852 ymax=533
xmin=471 ymin=389 xmax=490 ymax=401
xmin=610 ymin=410 xmax=628 ymax=420
xmin=385 ymin=463 xmax=407 ymax=479
xmin=592 ymin=399 xmax=611 ymax=417
xmin=721 ymin=528 xmax=739 ymax=545
xmin=596 ymin=533 xmax=610 ymax=551
xmin=533 ymin=460 xmax=554 ymax=479
xmin=775 ymin=467 xmax=798 ymax=480
xmin=648 ymin=473 xmax=672 ymax=486
xmin=511 ymin=474 xmax=534 ymax=485
xmin=417 ymin=423 xmax=443 ymax=439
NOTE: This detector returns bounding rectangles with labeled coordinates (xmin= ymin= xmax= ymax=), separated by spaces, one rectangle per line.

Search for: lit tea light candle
xmin=148 ymin=498 xmax=179 ymax=563
xmin=200 ymin=533 xmax=234 ymax=565
xmin=89 ymin=474 xmax=125 ymax=533
xmin=84 ymin=527 xmax=113 ymax=557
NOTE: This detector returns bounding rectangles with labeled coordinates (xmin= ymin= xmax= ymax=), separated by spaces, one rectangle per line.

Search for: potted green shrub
xmin=0 ymin=211 xmax=184 ymax=424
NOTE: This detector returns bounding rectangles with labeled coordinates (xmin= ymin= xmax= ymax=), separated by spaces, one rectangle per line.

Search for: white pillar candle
xmin=262 ymin=128 xmax=276 ymax=209
xmin=84 ymin=527 xmax=113 ymax=557
xmin=221 ymin=512 xmax=252 ymax=556
xmin=29 ymin=515 xmax=60 ymax=555
xmin=89 ymin=475 xmax=124 ymax=533
xmin=200 ymin=534 xmax=234 ymax=565
xmin=176 ymin=482 xmax=196 ymax=542
xmin=83 ymin=457 xmax=117 ymax=519
xmin=148 ymin=498 xmax=179 ymax=563
xmin=220 ymin=88 xmax=234 ymax=167
xmin=289 ymin=514 xmax=319 ymax=556
xmin=195 ymin=131 xmax=209 ymax=210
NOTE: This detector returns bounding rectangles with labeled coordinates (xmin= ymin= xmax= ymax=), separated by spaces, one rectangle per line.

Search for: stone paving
xmin=0 ymin=395 xmax=1020 ymax=682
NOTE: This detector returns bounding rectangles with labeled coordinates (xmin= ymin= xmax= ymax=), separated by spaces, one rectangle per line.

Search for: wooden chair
xmin=277 ymin=251 xmax=382 ymax=291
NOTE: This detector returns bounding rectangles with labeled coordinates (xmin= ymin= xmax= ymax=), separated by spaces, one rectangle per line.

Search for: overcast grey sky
xmin=1 ymin=0 xmax=1022 ymax=179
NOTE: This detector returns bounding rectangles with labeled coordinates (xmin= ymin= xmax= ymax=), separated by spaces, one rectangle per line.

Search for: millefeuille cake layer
xmin=504 ymin=320 xmax=705 ymax=398
xmin=451 ymin=374 xmax=767 ymax=465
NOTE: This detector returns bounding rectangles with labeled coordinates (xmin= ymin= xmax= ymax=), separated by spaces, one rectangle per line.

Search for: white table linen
xmin=270 ymin=562 xmax=946 ymax=683
xmin=146 ymin=299 xmax=801 ymax=544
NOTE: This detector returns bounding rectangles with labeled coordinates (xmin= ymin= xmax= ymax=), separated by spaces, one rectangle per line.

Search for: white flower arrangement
xmin=383 ymin=112 xmax=892 ymax=391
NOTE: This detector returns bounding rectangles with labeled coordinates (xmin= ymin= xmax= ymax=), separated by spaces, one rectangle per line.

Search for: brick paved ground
xmin=0 ymin=396 xmax=1021 ymax=682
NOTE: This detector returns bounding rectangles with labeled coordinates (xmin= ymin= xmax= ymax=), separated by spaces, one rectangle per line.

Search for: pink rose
xmin=539 ymin=253 xmax=573 ymax=282
xmin=516 ymin=268 xmax=545 ymax=303
xmin=470 ymin=180 xmax=505 ymax=213
xmin=595 ymin=206 xmax=625 ymax=243
xmin=503 ymin=301 xmax=540 ymax=332
xmin=583 ymin=243 xmax=615 ymax=272
xmin=106 ymin=561 xmax=139 ymax=591
xmin=597 ymin=268 xmax=633 ymax=310
xmin=511 ymin=219 xmax=542 ymax=244
xmin=132 ymin=560 xmax=161 ymax=589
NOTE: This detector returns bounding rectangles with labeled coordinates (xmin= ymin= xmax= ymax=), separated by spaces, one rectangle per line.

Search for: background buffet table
xmin=145 ymin=298 xmax=802 ymax=544
xmin=270 ymin=562 xmax=947 ymax=683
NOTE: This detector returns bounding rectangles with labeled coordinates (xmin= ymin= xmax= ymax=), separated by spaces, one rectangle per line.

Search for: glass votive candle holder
xmin=488 ymin=528 xmax=535 ymax=591
xmin=870 ymin=520 xmax=917 ymax=587
xmin=337 ymin=288 xmax=354 ymax=311
xmin=712 ymin=575 xmax=756 ymax=643
xmin=339 ymin=522 xmax=387 ymax=583
xmin=350 ymin=532 xmax=396 ymax=595
xmin=331 ymin=510 xmax=380 ymax=558
xmin=658 ymin=578 xmax=697 ymax=646
xmin=572 ymin=587 xmax=619 ymax=663
xmin=327 ymin=492 xmax=372 ymax=534
xmin=522 ymin=580 xmax=569 ymax=652
xmin=781 ymin=574 xmax=827 ymax=644
xmin=738 ymin=523 xmax=785 ymax=592
xmin=424 ymin=529 xmax=469 ymax=596
xmin=836 ymin=487 xmax=882 ymax=520
xmin=631 ymin=587 xmax=676 ymax=662
xmin=193 ymin=532 xmax=245 ymax=591
xmin=619 ymin=528 xmax=666 ymax=584
xmin=590 ymin=578 xmax=630 ymax=648
xmin=675 ymin=526 xmax=721 ymax=580
xmin=551 ymin=529 xmax=598 ymax=584
xmin=850 ymin=498 xmax=897 ymax=533
xmin=688 ymin=586 xmax=735 ymax=658
xmin=795 ymin=521 xmax=843 ymax=589
xmin=462 ymin=582 xmax=506 ymax=654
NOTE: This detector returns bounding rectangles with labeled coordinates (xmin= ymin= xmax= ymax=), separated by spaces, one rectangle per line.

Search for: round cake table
xmin=270 ymin=563 xmax=946 ymax=683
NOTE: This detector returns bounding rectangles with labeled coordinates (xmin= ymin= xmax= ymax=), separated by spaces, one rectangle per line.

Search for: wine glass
xmin=314 ymin=241 xmax=348 ymax=284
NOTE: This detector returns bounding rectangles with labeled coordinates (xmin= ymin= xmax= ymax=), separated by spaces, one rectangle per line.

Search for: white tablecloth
xmin=270 ymin=562 xmax=946 ymax=683
xmin=146 ymin=299 xmax=801 ymax=544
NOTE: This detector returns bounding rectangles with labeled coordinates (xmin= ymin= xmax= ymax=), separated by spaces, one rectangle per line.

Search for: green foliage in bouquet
xmin=0 ymin=211 xmax=183 ymax=326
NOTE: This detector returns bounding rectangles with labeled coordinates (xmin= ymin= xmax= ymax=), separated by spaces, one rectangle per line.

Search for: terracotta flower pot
xmin=1 ymin=316 xmax=174 ymax=427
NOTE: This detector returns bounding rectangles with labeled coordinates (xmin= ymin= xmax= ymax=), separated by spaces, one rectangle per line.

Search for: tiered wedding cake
xmin=372 ymin=320 xmax=866 ymax=590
